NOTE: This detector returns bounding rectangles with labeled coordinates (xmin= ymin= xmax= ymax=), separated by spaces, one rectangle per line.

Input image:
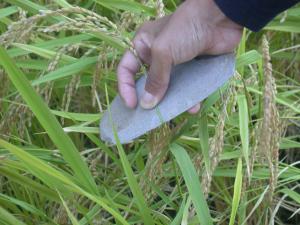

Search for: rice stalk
xmin=201 ymin=89 xmax=232 ymax=198
xmin=140 ymin=123 xmax=172 ymax=202
xmin=156 ymin=0 xmax=165 ymax=18
xmin=61 ymin=74 xmax=81 ymax=125
xmin=0 ymin=13 xmax=41 ymax=47
xmin=258 ymin=35 xmax=280 ymax=212
xmin=0 ymin=69 xmax=9 ymax=107
xmin=92 ymin=51 xmax=106 ymax=107
xmin=120 ymin=11 xmax=136 ymax=31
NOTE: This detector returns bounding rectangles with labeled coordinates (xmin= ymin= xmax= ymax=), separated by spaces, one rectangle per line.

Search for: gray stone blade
xmin=100 ymin=53 xmax=235 ymax=144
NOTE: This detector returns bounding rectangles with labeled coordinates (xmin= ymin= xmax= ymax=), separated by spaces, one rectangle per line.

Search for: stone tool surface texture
xmin=100 ymin=53 xmax=235 ymax=144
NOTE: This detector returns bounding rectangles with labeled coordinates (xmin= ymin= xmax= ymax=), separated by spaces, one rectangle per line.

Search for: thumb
xmin=140 ymin=40 xmax=172 ymax=109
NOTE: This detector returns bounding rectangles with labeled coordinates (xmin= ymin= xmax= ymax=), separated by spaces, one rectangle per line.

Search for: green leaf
xmin=170 ymin=195 xmax=187 ymax=225
xmin=237 ymin=95 xmax=250 ymax=175
xmin=13 ymin=43 xmax=75 ymax=62
xmin=0 ymin=166 xmax=59 ymax=201
xmin=58 ymin=192 xmax=81 ymax=225
xmin=246 ymin=86 xmax=300 ymax=113
xmin=229 ymin=158 xmax=243 ymax=225
xmin=0 ymin=206 xmax=27 ymax=225
xmin=266 ymin=20 xmax=300 ymax=33
xmin=53 ymin=0 xmax=72 ymax=8
xmin=4 ymin=0 xmax=46 ymax=13
xmin=0 ymin=139 xmax=129 ymax=225
xmin=199 ymin=113 xmax=210 ymax=172
xmin=8 ymin=34 xmax=92 ymax=58
xmin=0 ymin=46 xmax=98 ymax=195
xmin=170 ymin=143 xmax=213 ymax=225
xmin=51 ymin=110 xmax=101 ymax=122
xmin=280 ymin=188 xmax=300 ymax=204
xmin=0 ymin=193 xmax=51 ymax=221
xmin=0 ymin=6 xmax=18 ymax=19
xmin=63 ymin=126 xmax=99 ymax=134
xmin=181 ymin=196 xmax=192 ymax=225
xmin=32 ymin=56 xmax=97 ymax=86
xmin=236 ymin=50 xmax=262 ymax=68
xmin=280 ymin=138 xmax=300 ymax=149
xmin=105 ymin=84 xmax=155 ymax=225
xmin=93 ymin=0 xmax=155 ymax=15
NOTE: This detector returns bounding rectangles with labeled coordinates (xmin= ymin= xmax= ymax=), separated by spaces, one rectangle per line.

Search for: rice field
xmin=0 ymin=1 xmax=299 ymax=224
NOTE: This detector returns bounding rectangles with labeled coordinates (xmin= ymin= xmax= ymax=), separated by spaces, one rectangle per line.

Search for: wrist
xmin=188 ymin=0 xmax=243 ymax=30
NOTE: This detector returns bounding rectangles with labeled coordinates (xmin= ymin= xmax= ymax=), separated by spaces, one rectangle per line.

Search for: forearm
xmin=214 ymin=0 xmax=300 ymax=31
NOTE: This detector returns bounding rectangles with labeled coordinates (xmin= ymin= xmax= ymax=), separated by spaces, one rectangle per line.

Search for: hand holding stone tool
xmin=100 ymin=53 xmax=235 ymax=144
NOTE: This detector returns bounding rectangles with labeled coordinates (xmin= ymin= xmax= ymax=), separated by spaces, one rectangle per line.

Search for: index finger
xmin=117 ymin=50 xmax=141 ymax=108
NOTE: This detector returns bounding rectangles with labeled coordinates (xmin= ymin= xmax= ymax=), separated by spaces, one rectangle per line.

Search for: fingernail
xmin=140 ymin=91 xmax=158 ymax=109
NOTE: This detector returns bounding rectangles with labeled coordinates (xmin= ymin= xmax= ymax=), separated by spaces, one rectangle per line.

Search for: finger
xmin=187 ymin=103 xmax=201 ymax=114
xmin=133 ymin=16 xmax=171 ymax=64
xmin=117 ymin=50 xmax=140 ymax=108
xmin=118 ymin=15 xmax=171 ymax=109
xmin=133 ymin=33 xmax=152 ymax=65
xmin=140 ymin=39 xmax=172 ymax=109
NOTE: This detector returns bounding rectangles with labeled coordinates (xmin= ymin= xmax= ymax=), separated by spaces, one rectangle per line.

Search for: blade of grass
xmin=93 ymin=0 xmax=155 ymax=15
xmin=4 ymin=0 xmax=46 ymax=13
xmin=238 ymin=95 xmax=250 ymax=176
xmin=13 ymin=43 xmax=75 ymax=62
xmin=0 ymin=6 xmax=18 ymax=19
xmin=53 ymin=0 xmax=72 ymax=8
xmin=280 ymin=188 xmax=300 ymax=204
xmin=104 ymin=84 xmax=155 ymax=225
xmin=58 ymin=191 xmax=81 ymax=225
xmin=170 ymin=195 xmax=187 ymax=225
xmin=181 ymin=196 xmax=192 ymax=225
xmin=237 ymin=28 xmax=247 ymax=74
xmin=0 ymin=139 xmax=129 ymax=225
xmin=246 ymin=86 xmax=300 ymax=113
xmin=199 ymin=112 xmax=210 ymax=172
xmin=236 ymin=50 xmax=262 ymax=68
xmin=0 ymin=46 xmax=98 ymax=195
xmin=0 ymin=206 xmax=27 ymax=225
xmin=32 ymin=56 xmax=97 ymax=86
xmin=229 ymin=158 xmax=243 ymax=225
xmin=51 ymin=110 xmax=101 ymax=122
xmin=170 ymin=143 xmax=213 ymax=225
xmin=0 ymin=167 xmax=59 ymax=201
xmin=8 ymin=34 xmax=92 ymax=58
xmin=0 ymin=193 xmax=51 ymax=222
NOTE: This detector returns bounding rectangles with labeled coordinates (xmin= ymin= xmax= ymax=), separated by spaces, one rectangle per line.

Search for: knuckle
xmin=151 ymin=40 xmax=171 ymax=59
xmin=146 ymin=75 xmax=168 ymax=92
xmin=136 ymin=21 xmax=152 ymax=34
xmin=133 ymin=33 xmax=148 ymax=47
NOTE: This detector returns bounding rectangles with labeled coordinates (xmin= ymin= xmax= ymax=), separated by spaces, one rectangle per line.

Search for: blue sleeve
xmin=214 ymin=0 xmax=299 ymax=31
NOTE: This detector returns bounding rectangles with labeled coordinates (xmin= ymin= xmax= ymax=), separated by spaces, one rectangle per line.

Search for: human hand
xmin=117 ymin=0 xmax=242 ymax=113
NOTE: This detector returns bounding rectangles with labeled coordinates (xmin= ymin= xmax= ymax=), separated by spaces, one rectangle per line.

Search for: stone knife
xmin=100 ymin=53 xmax=235 ymax=144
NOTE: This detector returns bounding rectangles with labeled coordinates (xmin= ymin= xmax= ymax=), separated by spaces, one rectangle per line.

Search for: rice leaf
xmin=0 ymin=139 xmax=129 ymax=225
xmin=238 ymin=95 xmax=250 ymax=175
xmin=170 ymin=195 xmax=187 ymax=225
xmin=58 ymin=192 xmax=81 ymax=225
xmin=0 ymin=6 xmax=18 ymax=19
xmin=32 ymin=56 xmax=97 ymax=85
xmin=280 ymin=188 xmax=300 ymax=204
xmin=0 ymin=46 xmax=98 ymax=195
xmin=170 ymin=143 xmax=213 ymax=225
xmin=199 ymin=112 xmax=210 ymax=172
xmin=0 ymin=206 xmax=27 ymax=225
xmin=229 ymin=158 xmax=243 ymax=225
xmin=236 ymin=50 xmax=262 ymax=68
xmin=105 ymin=84 xmax=155 ymax=225
xmin=4 ymin=0 xmax=46 ymax=13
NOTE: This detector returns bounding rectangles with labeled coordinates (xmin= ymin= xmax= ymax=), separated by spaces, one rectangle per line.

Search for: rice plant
xmin=0 ymin=1 xmax=299 ymax=224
